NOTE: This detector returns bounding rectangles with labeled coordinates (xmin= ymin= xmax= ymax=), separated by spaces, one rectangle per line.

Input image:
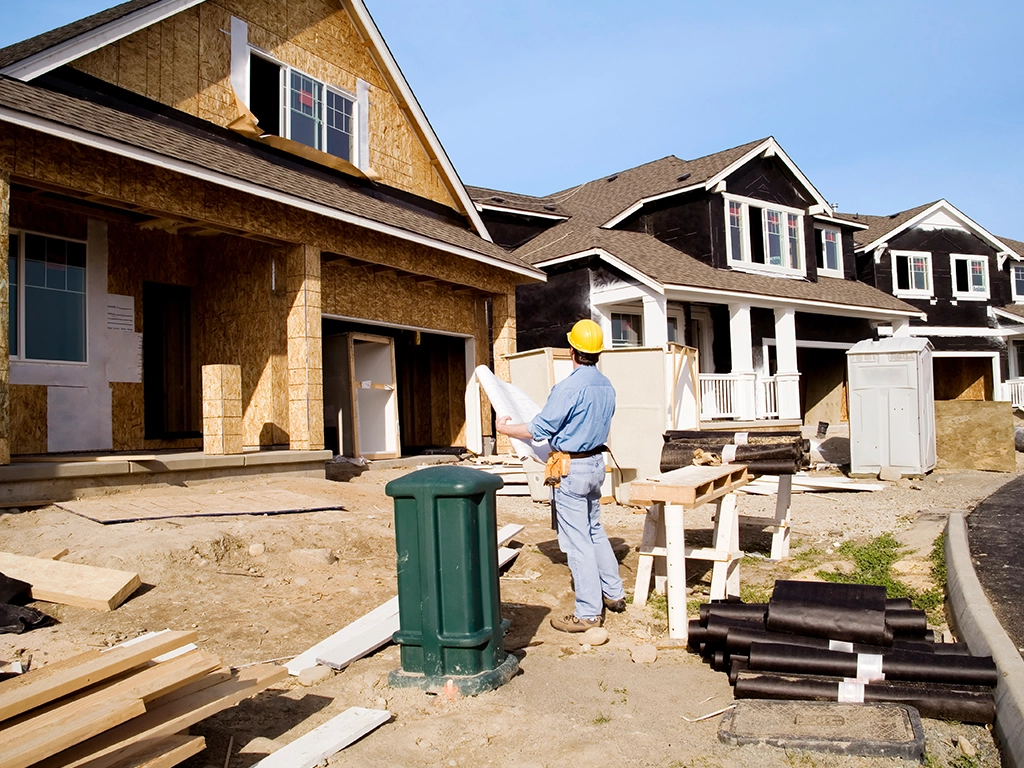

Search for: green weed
xmin=592 ymin=712 xmax=611 ymax=724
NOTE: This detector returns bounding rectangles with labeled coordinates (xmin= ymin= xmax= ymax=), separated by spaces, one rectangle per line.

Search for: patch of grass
xmin=816 ymin=532 xmax=947 ymax=619
xmin=687 ymin=597 xmax=705 ymax=617
xmin=592 ymin=712 xmax=611 ymax=724
xmin=740 ymin=583 xmax=772 ymax=605
xmin=646 ymin=591 xmax=667 ymax=620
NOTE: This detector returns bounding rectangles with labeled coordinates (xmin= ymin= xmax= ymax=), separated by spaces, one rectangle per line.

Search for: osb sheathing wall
xmin=69 ymin=0 xmax=457 ymax=209
xmin=9 ymin=385 xmax=46 ymax=455
xmin=0 ymin=171 xmax=8 ymax=464
xmin=0 ymin=129 xmax=523 ymax=450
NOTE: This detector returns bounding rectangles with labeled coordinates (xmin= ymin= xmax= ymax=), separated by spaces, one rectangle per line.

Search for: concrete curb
xmin=945 ymin=512 xmax=1024 ymax=768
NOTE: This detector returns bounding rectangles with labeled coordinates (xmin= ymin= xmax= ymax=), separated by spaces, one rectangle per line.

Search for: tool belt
xmin=543 ymin=446 xmax=608 ymax=487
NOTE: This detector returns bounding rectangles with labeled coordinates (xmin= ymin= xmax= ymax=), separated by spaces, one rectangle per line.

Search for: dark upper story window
xmin=815 ymin=227 xmax=843 ymax=277
xmin=891 ymin=250 xmax=932 ymax=298
xmin=249 ymin=51 xmax=357 ymax=164
xmin=724 ymin=194 xmax=804 ymax=277
xmin=950 ymin=254 xmax=989 ymax=300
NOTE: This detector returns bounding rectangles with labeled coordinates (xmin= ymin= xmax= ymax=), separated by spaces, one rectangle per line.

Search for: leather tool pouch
xmin=544 ymin=451 xmax=572 ymax=487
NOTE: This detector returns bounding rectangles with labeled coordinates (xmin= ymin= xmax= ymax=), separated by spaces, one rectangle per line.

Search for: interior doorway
xmin=143 ymin=282 xmax=200 ymax=439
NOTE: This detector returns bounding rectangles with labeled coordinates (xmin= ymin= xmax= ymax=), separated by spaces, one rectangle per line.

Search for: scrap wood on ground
xmin=0 ymin=628 xmax=285 ymax=768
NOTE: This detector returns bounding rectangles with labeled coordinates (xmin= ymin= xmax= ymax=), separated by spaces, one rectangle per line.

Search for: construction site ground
xmin=2 ymin=458 xmax=1021 ymax=768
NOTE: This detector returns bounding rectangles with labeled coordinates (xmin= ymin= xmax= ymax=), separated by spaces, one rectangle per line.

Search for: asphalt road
xmin=967 ymin=475 xmax=1024 ymax=655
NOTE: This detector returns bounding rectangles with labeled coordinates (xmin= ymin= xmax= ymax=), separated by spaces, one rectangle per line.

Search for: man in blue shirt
xmin=497 ymin=319 xmax=626 ymax=632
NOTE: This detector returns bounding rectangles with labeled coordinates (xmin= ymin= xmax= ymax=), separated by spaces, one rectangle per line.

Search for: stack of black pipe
xmin=688 ymin=580 xmax=997 ymax=723
xmin=660 ymin=431 xmax=810 ymax=475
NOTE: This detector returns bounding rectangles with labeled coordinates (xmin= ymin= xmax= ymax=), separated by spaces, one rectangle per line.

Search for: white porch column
xmin=892 ymin=318 xmax=911 ymax=337
xmin=774 ymin=307 xmax=802 ymax=420
xmin=643 ymin=294 xmax=668 ymax=348
xmin=729 ymin=303 xmax=756 ymax=420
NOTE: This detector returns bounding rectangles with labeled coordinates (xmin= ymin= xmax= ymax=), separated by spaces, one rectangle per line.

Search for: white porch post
xmin=643 ymin=294 xmax=668 ymax=348
xmin=892 ymin=318 xmax=911 ymax=337
xmin=729 ymin=303 xmax=756 ymax=420
xmin=774 ymin=307 xmax=801 ymax=420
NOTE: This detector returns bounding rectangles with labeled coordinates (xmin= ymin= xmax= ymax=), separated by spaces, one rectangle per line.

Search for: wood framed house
xmin=845 ymin=201 xmax=1024 ymax=406
xmin=471 ymin=138 xmax=922 ymax=426
xmin=0 ymin=0 xmax=543 ymax=473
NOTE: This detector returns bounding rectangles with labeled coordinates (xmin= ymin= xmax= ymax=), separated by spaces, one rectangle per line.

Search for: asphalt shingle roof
xmin=0 ymin=0 xmax=161 ymax=70
xmin=840 ymin=203 xmax=940 ymax=250
xmin=466 ymin=186 xmax=569 ymax=218
xmin=484 ymin=138 xmax=920 ymax=315
xmin=0 ymin=75 xmax=539 ymax=275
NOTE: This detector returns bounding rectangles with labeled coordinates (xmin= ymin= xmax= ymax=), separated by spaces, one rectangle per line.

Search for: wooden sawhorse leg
xmin=709 ymin=493 xmax=741 ymax=601
xmin=770 ymin=474 xmax=793 ymax=561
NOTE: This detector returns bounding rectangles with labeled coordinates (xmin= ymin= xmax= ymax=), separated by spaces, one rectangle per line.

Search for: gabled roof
xmin=514 ymin=222 xmax=921 ymax=317
xmin=0 ymin=0 xmax=493 ymax=241
xmin=0 ymin=74 xmax=541 ymax=279
xmin=845 ymin=200 xmax=1023 ymax=259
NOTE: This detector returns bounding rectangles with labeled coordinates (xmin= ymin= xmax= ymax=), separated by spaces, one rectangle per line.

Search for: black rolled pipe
xmin=886 ymin=608 xmax=929 ymax=637
xmin=765 ymin=601 xmax=893 ymax=645
xmin=728 ymin=655 xmax=748 ymax=686
xmin=734 ymin=672 xmax=995 ymax=724
xmin=746 ymin=642 xmax=998 ymax=687
xmin=705 ymin=615 xmax=766 ymax=643
xmin=771 ymin=580 xmax=887 ymax=611
xmin=700 ymin=602 xmax=768 ymax=626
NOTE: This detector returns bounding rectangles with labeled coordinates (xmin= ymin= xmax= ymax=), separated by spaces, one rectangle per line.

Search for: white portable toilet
xmin=847 ymin=337 xmax=935 ymax=477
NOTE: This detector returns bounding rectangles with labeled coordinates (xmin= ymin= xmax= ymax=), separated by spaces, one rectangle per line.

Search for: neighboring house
xmin=0 ymin=0 xmax=543 ymax=465
xmin=843 ymin=201 xmax=1024 ymax=405
xmin=470 ymin=138 xmax=921 ymax=426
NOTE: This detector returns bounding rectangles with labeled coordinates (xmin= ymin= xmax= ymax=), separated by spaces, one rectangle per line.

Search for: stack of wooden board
xmin=0 ymin=629 xmax=285 ymax=768
xmin=466 ymin=458 xmax=531 ymax=496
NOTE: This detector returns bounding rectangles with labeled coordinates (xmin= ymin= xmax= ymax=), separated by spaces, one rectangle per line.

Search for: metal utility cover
xmin=718 ymin=700 xmax=924 ymax=760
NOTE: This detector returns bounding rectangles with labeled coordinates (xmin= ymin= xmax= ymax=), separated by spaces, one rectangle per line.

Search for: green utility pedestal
xmin=385 ymin=465 xmax=518 ymax=695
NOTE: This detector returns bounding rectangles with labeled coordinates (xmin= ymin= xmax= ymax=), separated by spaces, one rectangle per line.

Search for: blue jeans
xmin=555 ymin=454 xmax=625 ymax=619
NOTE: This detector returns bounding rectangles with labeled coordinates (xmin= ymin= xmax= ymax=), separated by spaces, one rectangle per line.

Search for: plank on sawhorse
xmin=0 ymin=552 xmax=140 ymax=611
xmin=288 ymin=524 xmax=524 ymax=676
xmin=251 ymin=707 xmax=390 ymax=768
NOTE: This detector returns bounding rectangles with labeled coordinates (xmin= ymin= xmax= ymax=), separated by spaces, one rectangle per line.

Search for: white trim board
xmin=251 ymin=707 xmax=390 ymax=768
xmin=287 ymin=524 xmax=524 ymax=676
xmin=602 ymin=183 xmax=703 ymax=229
xmin=905 ymin=326 xmax=1011 ymax=337
xmin=0 ymin=106 xmax=543 ymax=281
xmin=533 ymin=248 xmax=665 ymax=294
xmin=663 ymin=283 xmax=925 ymax=321
xmin=0 ymin=0 xmax=207 ymax=81
xmin=475 ymin=203 xmax=568 ymax=221
xmin=761 ymin=338 xmax=855 ymax=350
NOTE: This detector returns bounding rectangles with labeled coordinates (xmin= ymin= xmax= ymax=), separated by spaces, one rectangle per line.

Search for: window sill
xmin=893 ymin=292 xmax=933 ymax=300
xmin=817 ymin=269 xmax=844 ymax=279
xmin=951 ymin=293 xmax=990 ymax=302
xmin=729 ymin=264 xmax=807 ymax=280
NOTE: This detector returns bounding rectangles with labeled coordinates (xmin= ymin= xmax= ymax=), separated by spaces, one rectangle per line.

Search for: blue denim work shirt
xmin=528 ymin=365 xmax=616 ymax=452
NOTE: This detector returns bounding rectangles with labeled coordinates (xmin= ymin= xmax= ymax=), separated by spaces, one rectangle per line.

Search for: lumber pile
xmin=661 ymin=431 xmax=810 ymax=475
xmin=0 ymin=629 xmax=286 ymax=768
xmin=0 ymin=552 xmax=140 ymax=611
xmin=466 ymin=457 xmax=532 ymax=496
xmin=689 ymin=580 xmax=997 ymax=723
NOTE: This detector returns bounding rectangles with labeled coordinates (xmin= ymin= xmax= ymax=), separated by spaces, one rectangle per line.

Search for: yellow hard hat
xmin=567 ymin=319 xmax=604 ymax=354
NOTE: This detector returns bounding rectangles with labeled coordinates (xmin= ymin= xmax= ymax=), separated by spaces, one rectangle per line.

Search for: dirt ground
xmin=0 ymin=456 xmax=1019 ymax=768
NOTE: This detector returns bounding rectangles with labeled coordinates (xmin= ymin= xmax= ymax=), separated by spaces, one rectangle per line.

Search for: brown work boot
xmin=550 ymin=614 xmax=602 ymax=633
xmin=603 ymin=596 xmax=627 ymax=613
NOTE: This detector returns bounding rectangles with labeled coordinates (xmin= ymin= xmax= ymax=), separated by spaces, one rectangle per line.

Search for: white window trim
xmin=890 ymin=249 xmax=933 ymax=299
xmin=722 ymin=192 xmax=805 ymax=277
xmin=816 ymin=226 xmax=844 ymax=277
xmin=950 ymin=253 xmax=990 ymax=301
xmin=8 ymin=228 xmax=90 ymax=366
xmin=248 ymin=49 xmax=361 ymax=169
xmin=1012 ymin=264 xmax=1024 ymax=303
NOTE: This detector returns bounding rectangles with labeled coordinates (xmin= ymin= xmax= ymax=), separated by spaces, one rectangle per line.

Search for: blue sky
xmin=3 ymin=1 xmax=1023 ymax=238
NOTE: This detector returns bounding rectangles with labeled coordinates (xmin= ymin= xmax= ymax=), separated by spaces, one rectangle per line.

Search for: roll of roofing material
xmin=771 ymin=580 xmax=887 ymax=611
xmin=886 ymin=608 xmax=929 ymax=637
xmin=747 ymin=642 xmax=998 ymax=687
xmin=725 ymin=626 xmax=972 ymax=658
xmin=705 ymin=615 xmax=766 ymax=643
xmin=734 ymin=672 xmax=996 ymax=724
xmin=728 ymin=655 xmax=749 ymax=685
xmin=664 ymin=431 xmax=804 ymax=445
xmin=886 ymin=597 xmax=914 ymax=610
xmin=699 ymin=602 xmax=768 ymax=626
xmin=765 ymin=600 xmax=893 ymax=645
xmin=659 ymin=442 xmax=802 ymax=473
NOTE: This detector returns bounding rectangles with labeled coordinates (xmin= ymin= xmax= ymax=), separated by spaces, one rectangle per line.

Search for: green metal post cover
xmin=385 ymin=466 xmax=518 ymax=695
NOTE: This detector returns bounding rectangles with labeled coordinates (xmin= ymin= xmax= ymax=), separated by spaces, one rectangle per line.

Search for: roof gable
xmin=0 ymin=0 xmax=491 ymax=240
xmin=848 ymin=199 xmax=1022 ymax=260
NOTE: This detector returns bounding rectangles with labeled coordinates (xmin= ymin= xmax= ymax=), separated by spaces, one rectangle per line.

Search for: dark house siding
xmin=879 ymin=227 xmax=1003 ymax=329
xmin=478 ymin=209 xmax=562 ymax=251
xmin=795 ymin=313 xmax=874 ymax=345
xmin=619 ymin=191 xmax=715 ymax=266
xmin=514 ymin=266 xmax=591 ymax=351
xmin=725 ymin=157 xmax=813 ymax=210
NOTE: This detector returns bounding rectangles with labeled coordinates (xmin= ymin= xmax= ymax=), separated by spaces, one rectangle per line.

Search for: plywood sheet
xmin=56 ymin=487 xmax=344 ymax=524
xmin=10 ymin=384 xmax=46 ymax=455
xmin=0 ymin=553 xmax=141 ymax=611
xmin=935 ymin=400 xmax=1014 ymax=472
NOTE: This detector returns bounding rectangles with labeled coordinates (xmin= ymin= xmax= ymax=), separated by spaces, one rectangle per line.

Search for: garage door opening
xmin=322 ymin=318 xmax=471 ymax=458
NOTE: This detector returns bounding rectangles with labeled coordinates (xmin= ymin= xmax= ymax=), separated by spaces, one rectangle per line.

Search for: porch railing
xmin=758 ymin=376 xmax=779 ymax=419
xmin=1009 ymin=378 xmax=1024 ymax=410
xmin=699 ymin=374 xmax=778 ymax=420
xmin=699 ymin=374 xmax=740 ymax=419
